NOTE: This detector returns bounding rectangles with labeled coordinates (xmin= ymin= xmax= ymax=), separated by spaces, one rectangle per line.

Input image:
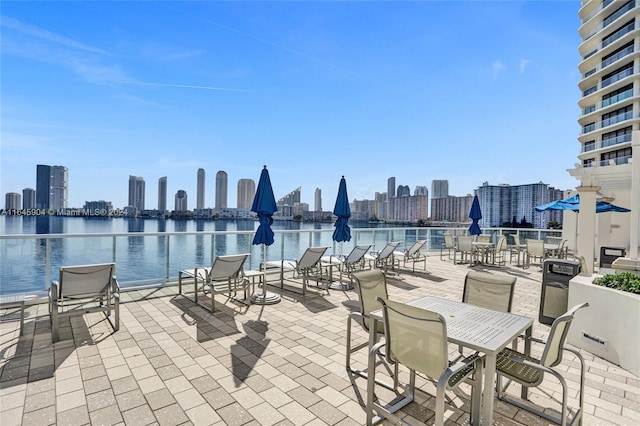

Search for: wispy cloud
xmin=492 ymin=60 xmax=506 ymax=75
xmin=519 ymin=59 xmax=532 ymax=74
xmin=114 ymin=80 xmax=250 ymax=92
xmin=1 ymin=15 xmax=109 ymax=55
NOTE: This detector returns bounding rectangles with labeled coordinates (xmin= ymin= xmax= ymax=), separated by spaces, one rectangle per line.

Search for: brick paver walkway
xmin=1 ymin=256 xmax=638 ymax=425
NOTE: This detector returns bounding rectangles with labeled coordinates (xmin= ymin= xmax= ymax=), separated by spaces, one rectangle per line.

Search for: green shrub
xmin=593 ymin=272 xmax=640 ymax=295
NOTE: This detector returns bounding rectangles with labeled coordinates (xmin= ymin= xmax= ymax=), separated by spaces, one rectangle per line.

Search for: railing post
xmin=165 ymin=235 xmax=170 ymax=281
xmin=46 ymin=238 xmax=50 ymax=289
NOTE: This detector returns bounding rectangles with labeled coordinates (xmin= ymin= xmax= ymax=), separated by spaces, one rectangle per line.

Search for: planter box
xmin=567 ymin=275 xmax=640 ymax=377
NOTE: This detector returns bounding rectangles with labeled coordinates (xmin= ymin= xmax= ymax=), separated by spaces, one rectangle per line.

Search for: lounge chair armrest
xmin=449 ymin=353 xmax=484 ymax=375
xmin=111 ymin=277 xmax=120 ymax=293
xmin=50 ymin=280 xmax=59 ymax=302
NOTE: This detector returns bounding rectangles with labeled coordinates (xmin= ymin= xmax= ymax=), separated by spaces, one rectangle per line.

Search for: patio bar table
xmin=367 ymin=295 xmax=533 ymax=425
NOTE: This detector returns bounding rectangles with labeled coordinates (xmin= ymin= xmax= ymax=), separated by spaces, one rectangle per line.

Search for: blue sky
xmin=1 ymin=1 xmax=583 ymax=210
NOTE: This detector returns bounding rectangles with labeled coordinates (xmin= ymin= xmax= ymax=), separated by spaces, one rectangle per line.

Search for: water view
xmin=0 ymin=216 xmax=431 ymax=297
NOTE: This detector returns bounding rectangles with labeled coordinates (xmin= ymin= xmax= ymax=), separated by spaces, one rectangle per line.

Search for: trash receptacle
xmin=539 ymin=259 xmax=581 ymax=325
xmin=599 ymin=246 xmax=626 ymax=268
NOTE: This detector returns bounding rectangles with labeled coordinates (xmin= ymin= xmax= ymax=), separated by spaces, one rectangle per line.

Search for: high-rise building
xmin=475 ymin=181 xmax=563 ymax=229
xmin=397 ymin=185 xmax=411 ymax=197
xmin=5 ymin=192 xmax=21 ymax=210
xmin=431 ymin=180 xmax=449 ymax=198
xmin=569 ymin=0 xmax=638 ymax=254
xmin=314 ymin=188 xmax=322 ymax=212
xmin=128 ymin=175 xmax=145 ymax=213
xmin=175 ymin=190 xmax=188 ymax=211
xmin=237 ymin=178 xmax=255 ymax=209
xmin=197 ymin=168 xmax=205 ymax=210
xmin=277 ymin=187 xmax=301 ymax=217
xmin=22 ymin=188 xmax=35 ymax=210
xmin=387 ymin=177 xmax=396 ymax=198
xmin=431 ymin=195 xmax=474 ymax=223
xmin=215 ymin=171 xmax=228 ymax=208
xmin=35 ymin=164 xmax=68 ymax=210
xmin=158 ymin=177 xmax=167 ymax=212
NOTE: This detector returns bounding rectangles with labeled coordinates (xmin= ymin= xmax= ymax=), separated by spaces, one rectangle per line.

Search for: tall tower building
xmin=158 ymin=177 xmax=167 ymax=212
xmin=314 ymin=188 xmax=322 ymax=212
xmin=22 ymin=188 xmax=35 ymax=209
xmin=175 ymin=190 xmax=188 ymax=211
xmin=387 ymin=177 xmax=396 ymax=198
xmin=35 ymin=164 xmax=68 ymax=210
xmin=215 ymin=171 xmax=228 ymax=208
xmin=197 ymin=168 xmax=205 ymax=210
xmin=431 ymin=180 xmax=449 ymax=198
xmin=128 ymin=175 xmax=145 ymax=213
xmin=5 ymin=193 xmax=21 ymax=210
xmin=237 ymin=178 xmax=255 ymax=209
xmin=569 ymin=0 xmax=639 ymax=253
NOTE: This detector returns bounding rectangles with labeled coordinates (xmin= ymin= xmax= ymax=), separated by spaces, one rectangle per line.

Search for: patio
xmin=1 ymin=255 xmax=638 ymax=425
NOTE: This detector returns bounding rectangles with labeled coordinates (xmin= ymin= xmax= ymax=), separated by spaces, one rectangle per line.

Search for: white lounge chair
xmin=49 ymin=263 xmax=120 ymax=343
xmin=365 ymin=241 xmax=401 ymax=273
xmin=392 ymin=240 xmax=427 ymax=272
xmin=178 ymin=253 xmax=250 ymax=312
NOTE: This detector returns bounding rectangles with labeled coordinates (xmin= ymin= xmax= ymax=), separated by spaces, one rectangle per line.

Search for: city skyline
xmin=2 ymin=2 xmax=582 ymax=208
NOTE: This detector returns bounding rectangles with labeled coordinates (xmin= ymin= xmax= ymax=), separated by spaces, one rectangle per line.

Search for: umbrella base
xmin=328 ymin=281 xmax=353 ymax=291
xmin=251 ymin=291 xmax=281 ymax=305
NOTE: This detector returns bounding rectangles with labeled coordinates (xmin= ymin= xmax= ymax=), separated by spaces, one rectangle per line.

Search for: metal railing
xmin=0 ymin=227 xmax=562 ymax=298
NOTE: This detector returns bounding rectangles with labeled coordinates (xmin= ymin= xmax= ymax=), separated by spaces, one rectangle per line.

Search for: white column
xmin=630 ymin=131 xmax=640 ymax=258
xmin=577 ymin=185 xmax=600 ymax=274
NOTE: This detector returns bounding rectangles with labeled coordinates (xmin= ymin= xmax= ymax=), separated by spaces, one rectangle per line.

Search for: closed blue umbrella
xmin=330 ymin=176 xmax=352 ymax=290
xmin=250 ymin=166 xmax=280 ymax=305
xmin=332 ymin=176 xmax=351 ymax=243
xmin=469 ymin=194 xmax=482 ymax=236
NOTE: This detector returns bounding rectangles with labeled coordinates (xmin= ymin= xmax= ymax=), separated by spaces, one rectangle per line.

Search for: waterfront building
xmin=22 ymin=188 xmax=35 ymax=210
xmin=215 ymin=171 xmax=228 ymax=209
xmin=276 ymin=187 xmax=301 ymax=218
xmin=387 ymin=177 xmax=395 ymax=219
xmin=5 ymin=192 xmax=20 ymax=210
xmin=175 ymin=190 xmax=188 ymax=211
xmin=396 ymin=185 xmax=411 ymax=197
xmin=237 ymin=178 xmax=255 ymax=209
xmin=375 ymin=192 xmax=387 ymax=220
xmin=568 ymin=0 xmax=639 ymax=256
xmin=293 ymin=202 xmax=309 ymax=216
xmin=158 ymin=176 xmax=167 ymax=212
xmin=431 ymin=195 xmax=474 ymax=223
xmin=314 ymin=187 xmax=322 ymax=212
xmin=476 ymin=181 xmax=563 ymax=229
xmin=431 ymin=179 xmax=449 ymax=199
xmin=197 ymin=168 xmax=205 ymax=210
xmin=128 ymin=175 xmax=145 ymax=214
xmin=388 ymin=194 xmax=428 ymax=222
xmin=83 ymin=200 xmax=113 ymax=213
xmin=36 ymin=164 xmax=68 ymax=210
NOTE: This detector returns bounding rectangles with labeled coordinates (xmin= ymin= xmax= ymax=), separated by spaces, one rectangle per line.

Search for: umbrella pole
xmin=328 ymin=241 xmax=353 ymax=291
xmin=251 ymin=244 xmax=281 ymax=305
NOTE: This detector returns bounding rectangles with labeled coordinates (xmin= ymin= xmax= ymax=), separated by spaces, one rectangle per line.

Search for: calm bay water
xmin=0 ymin=216 xmax=419 ymax=297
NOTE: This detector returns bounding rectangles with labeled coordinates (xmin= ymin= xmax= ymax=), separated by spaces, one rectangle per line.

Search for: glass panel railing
xmin=583 ymin=85 xmax=598 ymax=96
xmin=602 ymin=21 xmax=635 ymax=49
xmin=601 ymin=44 xmax=634 ymax=68
xmin=599 ymin=155 xmax=632 ymax=166
xmin=602 ymin=133 xmax=632 ymax=147
xmin=0 ymin=225 xmax=562 ymax=297
xmin=602 ymin=66 xmax=634 ymax=88
xmin=603 ymin=1 xmax=635 ymax=29
xmin=601 ymin=87 xmax=634 ymax=108
xmin=601 ymin=110 xmax=634 ymax=127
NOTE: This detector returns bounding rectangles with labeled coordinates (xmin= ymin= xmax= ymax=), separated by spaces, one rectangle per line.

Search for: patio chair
xmin=277 ymin=246 xmax=329 ymax=295
xmin=490 ymin=235 xmax=508 ymax=266
xmin=365 ymin=241 xmax=401 ymax=273
xmin=524 ymin=239 xmax=546 ymax=268
xmin=346 ymin=270 xmax=397 ymax=389
xmin=509 ymin=234 xmax=526 ymax=265
xmin=456 ymin=270 xmax=516 ymax=357
xmin=462 ymin=270 xmax=516 ymax=313
xmin=454 ymin=235 xmax=477 ymax=265
xmin=323 ymin=244 xmax=372 ymax=288
xmin=178 ymin=253 xmax=250 ymax=312
xmin=367 ymin=297 xmax=483 ymax=426
xmin=477 ymin=234 xmax=492 ymax=243
xmin=496 ymin=302 xmax=589 ymax=426
xmin=49 ymin=263 xmax=119 ymax=343
xmin=440 ymin=234 xmax=455 ymax=260
xmin=392 ymin=240 xmax=427 ymax=272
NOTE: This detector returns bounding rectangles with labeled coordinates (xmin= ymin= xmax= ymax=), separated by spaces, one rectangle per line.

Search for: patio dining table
xmin=472 ymin=241 xmax=495 ymax=265
xmin=367 ymin=295 xmax=534 ymax=425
